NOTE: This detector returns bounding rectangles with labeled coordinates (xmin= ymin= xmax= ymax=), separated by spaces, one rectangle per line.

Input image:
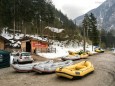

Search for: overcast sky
xmin=52 ymin=0 xmax=106 ymax=19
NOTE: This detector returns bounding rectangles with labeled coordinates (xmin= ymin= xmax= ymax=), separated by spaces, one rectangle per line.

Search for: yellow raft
xmin=95 ymin=48 xmax=104 ymax=53
xmin=56 ymin=61 xmax=94 ymax=79
xmin=68 ymin=51 xmax=89 ymax=59
xmin=86 ymin=51 xmax=93 ymax=56
xmin=80 ymin=53 xmax=89 ymax=59
xmin=68 ymin=51 xmax=77 ymax=56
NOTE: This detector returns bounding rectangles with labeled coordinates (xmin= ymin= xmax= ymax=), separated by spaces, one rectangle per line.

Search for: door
xmin=26 ymin=41 xmax=31 ymax=52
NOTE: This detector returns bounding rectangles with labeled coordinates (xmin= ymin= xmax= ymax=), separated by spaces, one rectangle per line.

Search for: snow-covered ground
xmin=37 ymin=44 xmax=97 ymax=59
xmin=37 ymin=45 xmax=68 ymax=59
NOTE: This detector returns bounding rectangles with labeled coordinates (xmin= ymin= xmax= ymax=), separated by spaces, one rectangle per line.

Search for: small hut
xmin=20 ymin=37 xmax=49 ymax=53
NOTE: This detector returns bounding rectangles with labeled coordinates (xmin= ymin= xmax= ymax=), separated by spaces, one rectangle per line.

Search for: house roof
xmin=0 ymin=36 xmax=10 ymax=43
xmin=20 ymin=36 xmax=49 ymax=44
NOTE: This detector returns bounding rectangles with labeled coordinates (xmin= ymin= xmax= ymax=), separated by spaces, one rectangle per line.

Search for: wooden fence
xmin=36 ymin=48 xmax=56 ymax=53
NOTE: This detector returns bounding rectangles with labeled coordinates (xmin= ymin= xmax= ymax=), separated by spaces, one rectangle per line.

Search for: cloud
xmin=62 ymin=5 xmax=86 ymax=19
xmin=52 ymin=0 xmax=106 ymax=19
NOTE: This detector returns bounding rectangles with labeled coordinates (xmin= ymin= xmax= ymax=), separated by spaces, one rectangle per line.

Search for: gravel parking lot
xmin=0 ymin=52 xmax=115 ymax=86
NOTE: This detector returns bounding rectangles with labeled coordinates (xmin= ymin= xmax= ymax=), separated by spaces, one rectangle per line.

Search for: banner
xmin=32 ymin=42 xmax=47 ymax=48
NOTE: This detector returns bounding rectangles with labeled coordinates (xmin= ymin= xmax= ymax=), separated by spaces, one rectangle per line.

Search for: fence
xmin=36 ymin=48 xmax=56 ymax=53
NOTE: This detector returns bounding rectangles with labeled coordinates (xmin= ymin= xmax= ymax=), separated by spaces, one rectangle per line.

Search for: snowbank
xmin=37 ymin=45 xmax=97 ymax=59
xmin=37 ymin=45 xmax=68 ymax=59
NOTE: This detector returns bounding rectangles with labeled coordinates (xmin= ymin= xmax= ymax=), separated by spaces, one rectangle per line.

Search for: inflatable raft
xmin=86 ymin=51 xmax=93 ymax=56
xmin=75 ymin=50 xmax=89 ymax=58
xmin=68 ymin=51 xmax=78 ymax=56
xmin=33 ymin=60 xmax=73 ymax=73
xmin=80 ymin=53 xmax=89 ymax=59
xmin=95 ymin=48 xmax=104 ymax=53
xmin=61 ymin=55 xmax=80 ymax=61
xmin=12 ymin=60 xmax=53 ymax=72
xmin=56 ymin=61 xmax=94 ymax=79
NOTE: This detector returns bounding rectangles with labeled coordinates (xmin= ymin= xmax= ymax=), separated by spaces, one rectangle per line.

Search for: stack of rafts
xmin=11 ymin=60 xmax=54 ymax=72
xmin=61 ymin=51 xmax=80 ymax=61
xmin=12 ymin=60 xmax=73 ymax=73
xmin=61 ymin=50 xmax=90 ymax=61
xmin=33 ymin=60 xmax=73 ymax=73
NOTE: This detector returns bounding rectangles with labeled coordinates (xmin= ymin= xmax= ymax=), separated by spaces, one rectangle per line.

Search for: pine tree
xmin=82 ymin=14 xmax=88 ymax=52
xmin=89 ymin=13 xmax=99 ymax=46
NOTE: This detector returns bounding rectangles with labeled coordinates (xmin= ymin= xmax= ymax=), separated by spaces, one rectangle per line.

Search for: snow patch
xmin=37 ymin=43 xmax=97 ymax=59
xmin=46 ymin=26 xmax=64 ymax=33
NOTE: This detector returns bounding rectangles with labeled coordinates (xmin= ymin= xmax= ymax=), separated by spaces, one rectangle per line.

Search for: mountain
xmin=74 ymin=0 xmax=115 ymax=31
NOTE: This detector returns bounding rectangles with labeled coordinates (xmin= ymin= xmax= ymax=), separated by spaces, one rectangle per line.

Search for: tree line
xmin=100 ymin=29 xmax=115 ymax=48
xmin=81 ymin=13 xmax=115 ymax=48
xmin=81 ymin=13 xmax=99 ymax=46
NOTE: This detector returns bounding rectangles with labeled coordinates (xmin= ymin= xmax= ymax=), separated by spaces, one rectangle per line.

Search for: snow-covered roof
xmin=0 ymin=36 xmax=10 ymax=42
xmin=45 ymin=26 xmax=64 ymax=33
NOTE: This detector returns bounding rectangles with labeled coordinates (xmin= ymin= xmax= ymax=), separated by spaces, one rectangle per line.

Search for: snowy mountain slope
xmin=74 ymin=0 xmax=115 ymax=31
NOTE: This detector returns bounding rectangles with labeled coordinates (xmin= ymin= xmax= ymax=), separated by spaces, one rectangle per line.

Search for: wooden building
xmin=21 ymin=37 xmax=49 ymax=53
xmin=0 ymin=36 xmax=10 ymax=50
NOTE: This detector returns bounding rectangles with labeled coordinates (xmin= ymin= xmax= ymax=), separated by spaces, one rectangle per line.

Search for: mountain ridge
xmin=74 ymin=0 xmax=115 ymax=31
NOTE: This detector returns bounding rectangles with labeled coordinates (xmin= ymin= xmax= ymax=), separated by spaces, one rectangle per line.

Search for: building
xmin=0 ymin=36 xmax=10 ymax=50
xmin=21 ymin=37 xmax=49 ymax=53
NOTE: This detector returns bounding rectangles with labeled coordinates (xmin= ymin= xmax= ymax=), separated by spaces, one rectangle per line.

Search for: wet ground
xmin=0 ymin=52 xmax=115 ymax=86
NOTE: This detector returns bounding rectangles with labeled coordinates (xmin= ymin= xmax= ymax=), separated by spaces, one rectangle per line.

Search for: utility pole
xmin=13 ymin=0 xmax=16 ymax=39
xmin=83 ymin=27 xmax=86 ymax=52
xmin=113 ymin=44 xmax=114 ymax=48
xmin=99 ymin=33 xmax=101 ymax=48
xmin=99 ymin=11 xmax=103 ymax=48
xmin=92 ymin=41 xmax=93 ymax=51
xmin=39 ymin=15 xmax=41 ymax=36
xmin=36 ymin=15 xmax=38 ymax=36
xmin=24 ymin=27 xmax=26 ymax=37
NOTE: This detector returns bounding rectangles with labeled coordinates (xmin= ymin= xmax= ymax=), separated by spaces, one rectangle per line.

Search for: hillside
xmin=0 ymin=0 xmax=77 ymax=36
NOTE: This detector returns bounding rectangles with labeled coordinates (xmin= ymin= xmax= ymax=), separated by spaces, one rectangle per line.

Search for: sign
xmin=32 ymin=42 xmax=47 ymax=48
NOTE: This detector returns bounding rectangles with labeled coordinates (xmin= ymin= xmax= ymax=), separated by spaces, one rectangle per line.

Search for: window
xmin=21 ymin=53 xmax=30 ymax=56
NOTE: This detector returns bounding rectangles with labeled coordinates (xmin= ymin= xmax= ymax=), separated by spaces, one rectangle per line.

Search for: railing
xmin=21 ymin=47 xmax=56 ymax=53
xmin=36 ymin=48 xmax=56 ymax=53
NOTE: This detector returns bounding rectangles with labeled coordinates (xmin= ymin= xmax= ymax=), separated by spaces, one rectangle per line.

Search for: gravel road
xmin=0 ymin=52 xmax=115 ymax=86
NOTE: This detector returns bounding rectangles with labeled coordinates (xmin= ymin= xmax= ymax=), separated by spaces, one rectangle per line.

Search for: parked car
xmin=10 ymin=51 xmax=19 ymax=64
xmin=113 ymin=49 xmax=115 ymax=54
xmin=111 ymin=48 xmax=115 ymax=51
xmin=13 ymin=52 xmax=34 ymax=64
